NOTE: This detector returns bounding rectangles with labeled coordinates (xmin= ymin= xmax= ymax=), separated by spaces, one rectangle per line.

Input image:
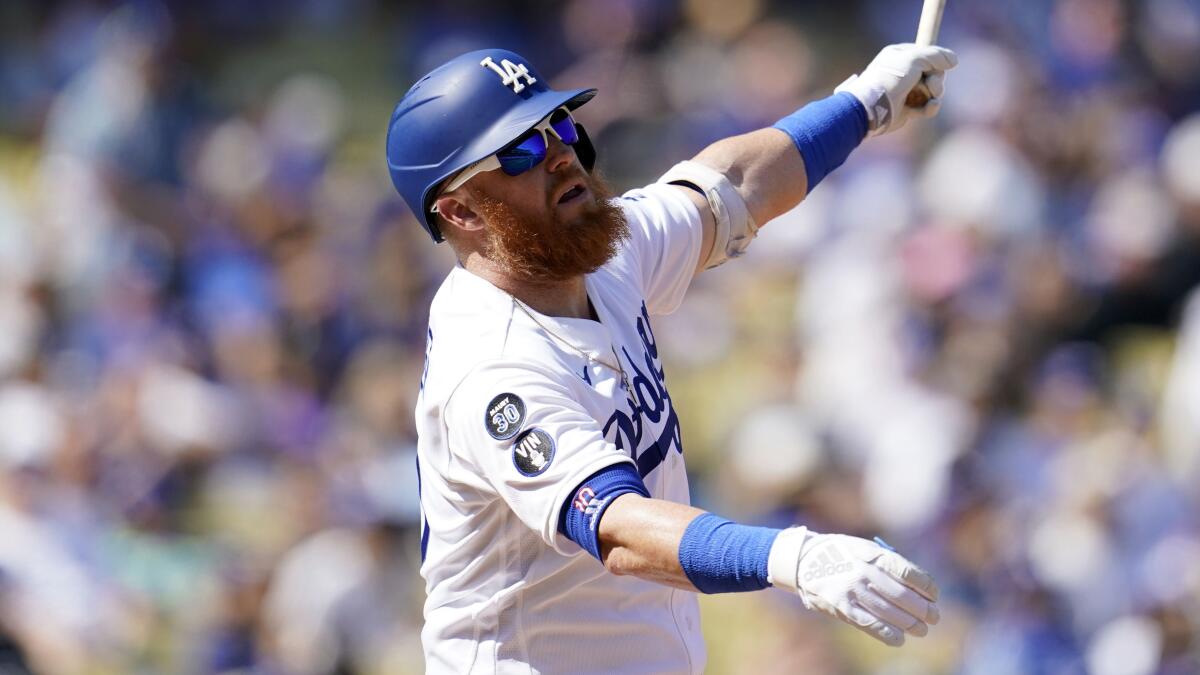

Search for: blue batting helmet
xmin=386 ymin=49 xmax=598 ymax=242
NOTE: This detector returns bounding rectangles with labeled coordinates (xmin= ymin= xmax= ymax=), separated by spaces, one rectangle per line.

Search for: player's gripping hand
xmin=767 ymin=528 xmax=940 ymax=646
xmin=835 ymin=43 xmax=958 ymax=136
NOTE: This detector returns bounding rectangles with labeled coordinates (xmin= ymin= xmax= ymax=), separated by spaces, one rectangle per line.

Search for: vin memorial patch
xmin=512 ymin=428 xmax=555 ymax=476
xmin=485 ymin=393 xmax=526 ymax=440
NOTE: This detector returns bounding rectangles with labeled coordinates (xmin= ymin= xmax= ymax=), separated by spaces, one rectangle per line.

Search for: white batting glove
xmin=835 ymin=43 xmax=958 ymax=136
xmin=768 ymin=528 xmax=940 ymax=646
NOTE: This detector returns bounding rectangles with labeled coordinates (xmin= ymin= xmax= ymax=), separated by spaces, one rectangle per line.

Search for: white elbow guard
xmin=658 ymin=161 xmax=759 ymax=270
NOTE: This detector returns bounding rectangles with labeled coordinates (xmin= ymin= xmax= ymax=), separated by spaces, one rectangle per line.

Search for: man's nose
xmin=544 ymin=133 xmax=575 ymax=173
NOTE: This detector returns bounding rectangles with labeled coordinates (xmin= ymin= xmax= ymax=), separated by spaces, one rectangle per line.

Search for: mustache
xmin=477 ymin=171 xmax=629 ymax=281
xmin=548 ymin=173 xmax=588 ymax=206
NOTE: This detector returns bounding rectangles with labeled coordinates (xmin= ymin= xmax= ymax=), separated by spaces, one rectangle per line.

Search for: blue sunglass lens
xmin=550 ymin=110 xmax=579 ymax=145
xmin=497 ymin=132 xmax=547 ymax=175
xmin=495 ymin=110 xmax=580 ymax=176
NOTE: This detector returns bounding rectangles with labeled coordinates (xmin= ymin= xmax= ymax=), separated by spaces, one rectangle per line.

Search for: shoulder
xmin=603 ymin=182 xmax=705 ymax=276
xmin=443 ymin=358 xmax=578 ymax=438
xmin=454 ymin=359 xmax=572 ymax=399
xmin=427 ymin=273 xmax=579 ymax=404
xmin=617 ymin=182 xmax=704 ymax=229
xmin=423 ymin=268 xmax=517 ymax=396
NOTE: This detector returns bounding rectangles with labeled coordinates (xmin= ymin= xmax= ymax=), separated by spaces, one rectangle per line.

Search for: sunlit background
xmin=0 ymin=0 xmax=1198 ymax=673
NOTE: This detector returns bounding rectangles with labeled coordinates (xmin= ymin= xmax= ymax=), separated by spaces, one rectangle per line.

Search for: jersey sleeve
xmin=616 ymin=182 xmax=705 ymax=315
xmin=444 ymin=360 xmax=636 ymax=556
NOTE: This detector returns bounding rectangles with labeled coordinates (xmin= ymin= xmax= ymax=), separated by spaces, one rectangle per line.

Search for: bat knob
xmin=906 ymin=77 xmax=933 ymax=108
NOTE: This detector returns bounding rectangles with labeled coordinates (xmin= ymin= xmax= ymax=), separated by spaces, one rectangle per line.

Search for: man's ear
xmin=433 ymin=195 xmax=484 ymax=235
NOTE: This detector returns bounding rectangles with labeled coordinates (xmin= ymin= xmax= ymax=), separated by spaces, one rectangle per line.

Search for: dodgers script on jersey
xmin=415 ymin=182 xmax=706 ymax=674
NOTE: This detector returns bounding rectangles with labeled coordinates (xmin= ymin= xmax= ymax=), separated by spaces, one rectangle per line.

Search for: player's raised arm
xmin=665 ymin=44 xmax=958 ymax=275
xmin=558 ymin=472 xmax=941 ymax=647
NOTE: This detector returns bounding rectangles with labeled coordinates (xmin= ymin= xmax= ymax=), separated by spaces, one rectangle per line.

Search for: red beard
xmin=474 ymin=172 xmax=629 ymax=282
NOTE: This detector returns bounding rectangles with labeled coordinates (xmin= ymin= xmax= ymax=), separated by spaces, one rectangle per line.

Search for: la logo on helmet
xmin=480 ymin=56 xmax=537 ymax=93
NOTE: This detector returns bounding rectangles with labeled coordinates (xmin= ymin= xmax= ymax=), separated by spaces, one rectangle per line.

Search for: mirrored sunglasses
xmin=433 ymin=107 xmax=581 ymax=208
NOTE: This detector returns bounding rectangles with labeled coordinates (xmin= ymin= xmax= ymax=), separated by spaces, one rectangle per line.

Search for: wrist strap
xmin=678 ymin=513 xmax=780 ymax=594
xmin=771 ymin=92 xmax=868 ymax=193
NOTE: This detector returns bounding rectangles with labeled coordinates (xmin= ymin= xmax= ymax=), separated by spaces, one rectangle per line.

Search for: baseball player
xmin=387 ymin=43 xmax=957 ymax=674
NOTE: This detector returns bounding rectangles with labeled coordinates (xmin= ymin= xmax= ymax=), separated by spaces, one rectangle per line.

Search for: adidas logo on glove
xmin=801 ymin=547 xmax=853 ymax=582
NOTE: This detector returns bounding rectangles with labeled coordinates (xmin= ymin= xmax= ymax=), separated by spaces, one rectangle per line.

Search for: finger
xmin=939 ymin=47 xmax=959 ymax=68
xmin=843 ymin=600 xmax=905 ymax=647
xmin=864 ymin=569 xmax=937 ymax=626
xmin=924 ymin=71 xmax=946 ymax=99
xmin=872 ymin=550 xmax=940 ymax=602
xmin=915 ymin=46 xmax=958 ymax=70
xmin=868 ymin=565 xmax=940 ymax=624
xmin=857 ymin=586 xmax=929 ymax=637
xmin=868 ymin=571 xmax=940 ymax=629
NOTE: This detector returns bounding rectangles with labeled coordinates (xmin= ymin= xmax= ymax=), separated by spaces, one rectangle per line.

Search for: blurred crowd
xmin=0 ymin=0 xmax=1197 ymax=673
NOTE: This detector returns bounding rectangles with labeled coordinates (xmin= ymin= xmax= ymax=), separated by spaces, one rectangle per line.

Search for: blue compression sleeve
xmin=772 ymin=91 xmax=868 ymax=192
xmin=678 ymin=513 xmax=780 ymax=593
xmin=559 ymin=463 xmax=650 ymax=560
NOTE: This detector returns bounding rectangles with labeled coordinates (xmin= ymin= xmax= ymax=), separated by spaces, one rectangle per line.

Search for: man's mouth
xmin=556 ymin=182 xmax=586 ymax=205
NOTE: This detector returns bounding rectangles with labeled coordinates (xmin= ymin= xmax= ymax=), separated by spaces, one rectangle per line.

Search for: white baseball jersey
xmin=415 ymin=182 xmax=706 ymax=674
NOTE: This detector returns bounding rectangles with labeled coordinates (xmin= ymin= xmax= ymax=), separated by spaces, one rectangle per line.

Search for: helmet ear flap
xmin=572 ymin=123 xmax=597 ymax=172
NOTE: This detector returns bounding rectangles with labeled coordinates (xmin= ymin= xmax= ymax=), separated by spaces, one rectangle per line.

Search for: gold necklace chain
xmin=511 ymin=299 xmax=632 ymax=392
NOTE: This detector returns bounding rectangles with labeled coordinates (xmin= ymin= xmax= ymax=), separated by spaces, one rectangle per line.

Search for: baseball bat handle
xmin=905 ymin=0 xmax=948 ymax=108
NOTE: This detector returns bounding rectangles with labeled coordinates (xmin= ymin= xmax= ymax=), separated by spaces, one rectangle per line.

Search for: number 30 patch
xmin=485 ymin=393 xmax=526 ymax=440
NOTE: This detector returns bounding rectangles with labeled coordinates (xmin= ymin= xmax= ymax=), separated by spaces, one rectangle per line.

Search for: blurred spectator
xmin=0 ymin=0 xmax=1197 ymax=673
